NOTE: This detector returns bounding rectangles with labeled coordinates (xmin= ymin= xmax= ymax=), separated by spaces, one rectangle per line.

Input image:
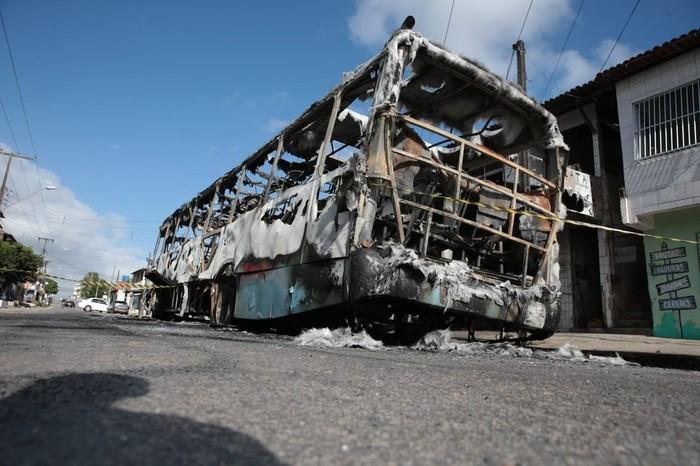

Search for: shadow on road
xmin=0 ymin=373 xmax=285 ymax=465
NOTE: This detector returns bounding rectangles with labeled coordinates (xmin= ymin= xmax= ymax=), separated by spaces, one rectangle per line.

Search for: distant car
xmin=63 ymin=299 xmax=76 ymax=308
xmin=107 ymin=301 xmax=129 ymax=314
xmin=78 ymin=298 xmax=108 ymax=312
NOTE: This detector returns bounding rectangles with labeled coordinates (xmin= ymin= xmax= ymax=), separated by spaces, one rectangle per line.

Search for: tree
xmin=79 ymin=272 xmax=110 ymax=299
xmin=0 ymin=240 xmax=43 ymax=289
xmin=44 ymin=278 xmax=59 ymax=295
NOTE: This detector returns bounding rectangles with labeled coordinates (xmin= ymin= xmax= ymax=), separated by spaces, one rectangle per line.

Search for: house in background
xmin=109 ymin=267 xmax=152 ymax=317
xmin=128 ymin=267 xmax=150 ymax=316
xmin=545 ymin=28 xmax=700 ymax=339
xmin=72 ymin=282 xmax=81 ymax=299
xmin=616 ymin=34 xmax=700 ymax=339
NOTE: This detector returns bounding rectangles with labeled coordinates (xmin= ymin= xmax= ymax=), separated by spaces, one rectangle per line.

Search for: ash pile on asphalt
xmin=295 ymin=328 xmax=636 ymax=366
xmin=294 ymin=327 xmax=384 ymax=350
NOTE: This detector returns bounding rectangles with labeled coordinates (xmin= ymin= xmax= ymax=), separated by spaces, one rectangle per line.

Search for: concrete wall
xmin=616 ymin=49 xmax=700 ymax=226
xmin=643 ymin=206 xmax=700 ymax=339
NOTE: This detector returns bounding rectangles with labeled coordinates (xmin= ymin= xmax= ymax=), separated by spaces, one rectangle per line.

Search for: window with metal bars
xmin=634 ymin=79 xmax=700 ymax=159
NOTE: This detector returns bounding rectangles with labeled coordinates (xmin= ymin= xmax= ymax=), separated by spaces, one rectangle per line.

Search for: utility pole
xmin=513 ymin=40 xmax=527 ymax=92
xmin=0 ymin=148 xmax=37 ymax=210
xmin=513 ymin=40 xmax=530 ymax=188
xmin=37 ymin=237 xmax=54 ymax=301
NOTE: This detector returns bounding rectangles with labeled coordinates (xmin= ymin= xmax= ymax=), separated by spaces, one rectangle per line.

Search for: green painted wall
xmin=643 ymin=206 xmax=700 ymax=339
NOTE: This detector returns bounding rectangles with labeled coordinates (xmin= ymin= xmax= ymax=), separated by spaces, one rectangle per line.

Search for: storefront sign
xmin=651 ymin=262 xmax=689 ymax=275
xmin=650 ymin=246 xmax=686 ymax=262
xmin=656 ymin=276 xmax=691 ymax=295
xmin=659 ymin=296 xmax=697 ymax=311
xmin=649 ymin=242 xmax=697 ymax=337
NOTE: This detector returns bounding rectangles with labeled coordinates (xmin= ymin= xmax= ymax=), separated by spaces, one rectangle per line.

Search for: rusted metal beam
xmin=398 ymin=114 xmax=556 ymax=190
xmin=399 ymin=198 xmax=546 ymax=252
xmin=391 ymin=147 xmax=553 ymax=217
xmin=228 ymin=169 xmax=246 ymax=224
xmin=202 ymin=183 xmax=220 ymax=232
xmin=313 ymin=92 xmax=343 ymax=178
xmin=507 ymin=167 xmax=519 ymax=236
xmin=453 ymin=143 xmax=464 ymax=214
xmin=386 ymin=116 xmax=405 ymax=243
xmin=262 ymin=135 xmax=285 ymax=203
xmin=421 ymin=211 xmax=433 ymax=257
xmin=521 ymin=245 xmax=530 ymax=287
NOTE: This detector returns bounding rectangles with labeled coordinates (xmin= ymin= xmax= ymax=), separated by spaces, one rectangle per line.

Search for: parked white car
xmin=78 ymin=298 xmax=109 ymax=312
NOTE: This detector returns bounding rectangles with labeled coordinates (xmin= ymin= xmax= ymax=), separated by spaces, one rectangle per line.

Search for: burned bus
xmin=146 ymin=23 xmax=568 ymax=341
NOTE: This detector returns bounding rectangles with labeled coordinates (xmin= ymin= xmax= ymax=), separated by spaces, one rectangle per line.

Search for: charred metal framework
xmin=147 ymin=28 xmax=569 ymax=338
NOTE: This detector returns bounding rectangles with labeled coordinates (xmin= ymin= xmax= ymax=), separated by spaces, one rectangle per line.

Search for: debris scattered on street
xmin=296 ymin=327 xmax=639 ymax=366
xmin=294 ymin=327 xmax=384 ymax=350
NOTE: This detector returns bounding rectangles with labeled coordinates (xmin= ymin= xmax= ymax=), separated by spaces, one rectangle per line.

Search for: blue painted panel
xmin=234 ymin=259 xmax=346 ymax=320
xmin=235 ymin=268 xmax=291 ymax=320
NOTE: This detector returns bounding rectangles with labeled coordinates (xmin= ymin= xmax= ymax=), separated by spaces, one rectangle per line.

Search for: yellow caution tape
xmin=0 ymin=268 xmax=178 ymax=290
xmin=1 ymin=185 xmax=696 ymax=290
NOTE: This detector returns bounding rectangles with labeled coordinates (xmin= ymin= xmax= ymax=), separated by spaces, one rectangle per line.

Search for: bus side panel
xmin=233 ymin=258 xmax=347 ymax=320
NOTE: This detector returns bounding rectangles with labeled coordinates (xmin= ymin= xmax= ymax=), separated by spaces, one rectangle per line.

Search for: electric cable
xmin=506 ymin=0 xmax=534 ymax=81
xmin=0 ymin=96 xmax=43 ymax=237
xmin=443 ymin=0 xmax=456 ymax=46
xmin=0 ymin=8 xmax=36 ymax=155
xmin=541 ymin=0 xmax=585 ymax=99
xmin=0 ymin=94 xmax=19 ymax=149
xmin=0 ymin=7 xmax=51 ymax=236
xmin=598 ymin=0 xmax=640 ymax=74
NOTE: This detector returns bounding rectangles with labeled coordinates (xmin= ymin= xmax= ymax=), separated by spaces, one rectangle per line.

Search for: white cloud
xmin=1 ymin=143 xmax=145 ymax=295
xmin=349 ymin=0 xmax=574 ymax=79
xmin=269 ymin=91 xmax=289 ymax=101
xmin=347 ymin=0 xmax=636 ymax=100
xmin=595 ymin=39 xmax=637 ymax=70
xmin=551 ymin=48 xmax=599 ymax=94
xmin=221 ymin=90 xmax=289 ymax=109
xmin=264 ymin=118 xmax=289 ymax=133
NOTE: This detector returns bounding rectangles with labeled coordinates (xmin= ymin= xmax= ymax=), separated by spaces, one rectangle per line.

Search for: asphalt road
xmin=2 ymin=307 xmax=700 ymax=465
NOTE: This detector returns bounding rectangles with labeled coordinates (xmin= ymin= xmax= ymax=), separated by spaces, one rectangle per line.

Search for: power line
xmin=0 ymin=209 xmax=43 ymax=244
xmin=0 ymin=97 xmax=44 ymax=237
xmin=443 ymin=0 xmax=456 ymax=46
xmin=0 ymin=96 xmax=44 ymax=236
xmin=3 ymin=215 xmax=149 ymax=261
xmin=0 ymin=7 xmax=51 ymax=237
xmin=527 ymin=56 xmax=571 ymax=100
xmin=15 ymin=159 xmax=45 ymax=236
xmin=0 ymin=94 xmax=19 ymax=149
xmin=5 ymin=174 xmax=42 ymax=239
xmin=0 ymin=7 xmax=36 ymax=155
xmin=598 ymin=0 xmax=640 ymax=74
xmin=45 ymin=250 xmax=91 ymax=274
xmin=42 ymin=211 xmax=161 ymax=224
xmin=506 ymin=0 xmax=534 ymax=81
xmin=541 ymin=0 xmax=585 ymax=100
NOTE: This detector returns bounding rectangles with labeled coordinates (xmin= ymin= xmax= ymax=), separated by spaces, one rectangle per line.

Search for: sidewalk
xmin=534 ymin=333 xmax=700 ymax=370
xmin=532 ymin=332 xmax=700 ymax=358
xmin=453 ymin=331 xmax=700 ymax=369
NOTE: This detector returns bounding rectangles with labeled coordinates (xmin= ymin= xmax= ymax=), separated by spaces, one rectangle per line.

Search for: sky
xmin=0 ymin=0 xmax=698 ymax=294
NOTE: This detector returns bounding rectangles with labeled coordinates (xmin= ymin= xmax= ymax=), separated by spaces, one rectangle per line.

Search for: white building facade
xmin=616 ymin=46 xmax=700 ymax=339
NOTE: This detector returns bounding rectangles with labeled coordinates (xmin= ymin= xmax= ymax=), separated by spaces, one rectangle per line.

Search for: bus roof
xmin=160 ymin=28 xmax=565 ymax=229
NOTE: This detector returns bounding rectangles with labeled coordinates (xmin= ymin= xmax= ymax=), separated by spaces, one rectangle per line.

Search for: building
xmin=72 ymin=282 xmax=81 ymax=299
xmin=109 ymin=267 xmax=152 ymax=317
xmin=546 ymin=28 xmax=700 ymax=339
